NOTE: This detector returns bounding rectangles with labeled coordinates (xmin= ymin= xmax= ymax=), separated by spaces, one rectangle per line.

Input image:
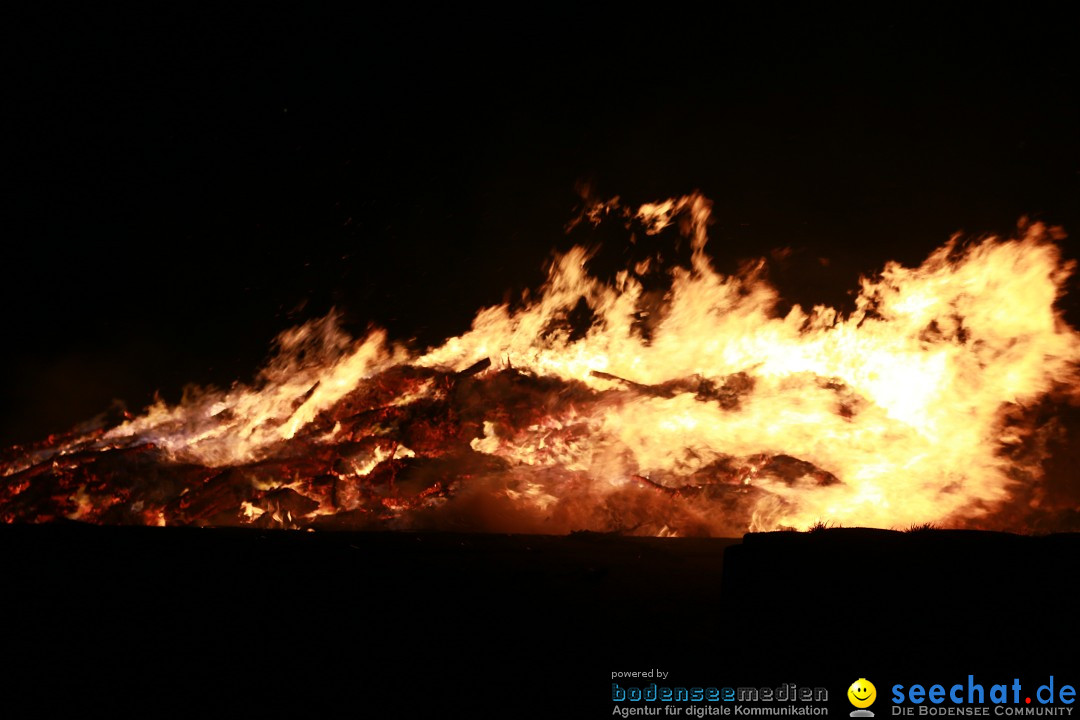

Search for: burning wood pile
xmin=3 ymin=194 xmax=1078 ymax=535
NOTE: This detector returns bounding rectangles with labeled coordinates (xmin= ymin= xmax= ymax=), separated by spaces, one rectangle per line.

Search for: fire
xmin=2 ymin=193 xmax=1078 ymax=535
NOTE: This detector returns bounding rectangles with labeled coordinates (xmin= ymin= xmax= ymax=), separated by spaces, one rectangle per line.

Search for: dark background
xmin=3 ymin=5 xmax=1078 ymax=446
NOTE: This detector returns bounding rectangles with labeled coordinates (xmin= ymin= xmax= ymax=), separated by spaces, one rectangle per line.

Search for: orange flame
xmin=3 ymin=193 xmax=1078 ymax=535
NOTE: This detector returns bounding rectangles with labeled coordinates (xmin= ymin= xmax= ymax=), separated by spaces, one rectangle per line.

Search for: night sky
xmin=3 ymin=6 xmax=1078 ymax=446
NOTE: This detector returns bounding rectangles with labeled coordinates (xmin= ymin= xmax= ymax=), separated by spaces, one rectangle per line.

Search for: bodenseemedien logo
xmin=849 ymin=679 xmax=877 ymax=717
xmin=611 ymin=680 xmax=829 ymax=716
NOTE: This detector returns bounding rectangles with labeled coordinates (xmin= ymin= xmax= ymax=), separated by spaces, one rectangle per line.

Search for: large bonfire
xmin=3 ymin=194 xmax=1078 ymax=536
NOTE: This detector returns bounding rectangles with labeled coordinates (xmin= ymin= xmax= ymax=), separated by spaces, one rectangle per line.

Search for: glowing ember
xmin=3 ymin=194 xmax=1078 ymax=535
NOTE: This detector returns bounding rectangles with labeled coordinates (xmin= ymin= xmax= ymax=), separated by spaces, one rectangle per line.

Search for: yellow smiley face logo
xmin=848 ymin=679 xmax=876 ymax=708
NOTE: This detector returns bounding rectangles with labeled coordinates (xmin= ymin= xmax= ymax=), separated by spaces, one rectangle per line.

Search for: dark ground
xmin=3 ymin=525 xmax=1077 ymax=715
